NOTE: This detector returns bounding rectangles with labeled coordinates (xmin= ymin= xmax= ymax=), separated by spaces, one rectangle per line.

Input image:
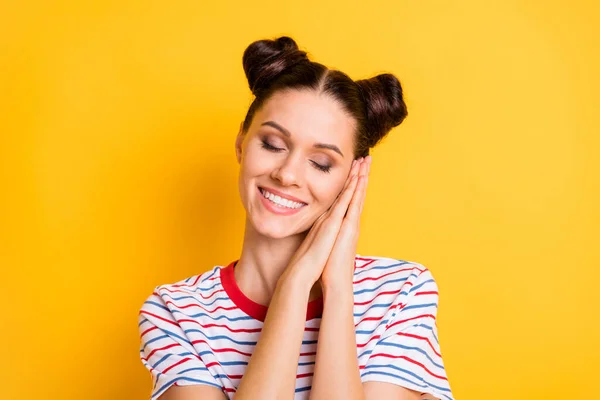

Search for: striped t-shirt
xmin=138 ymin=255 xmax=454 ymax=400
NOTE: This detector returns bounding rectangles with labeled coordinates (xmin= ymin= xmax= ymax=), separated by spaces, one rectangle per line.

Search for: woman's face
xmin=236 ymin=89 xmax=356 ymax=239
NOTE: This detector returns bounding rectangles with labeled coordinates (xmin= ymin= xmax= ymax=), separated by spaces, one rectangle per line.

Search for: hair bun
xmin=355 ymin=74 xmax=408 ymax=147
xmin=243 ymin=36 xmax=309 ymax=96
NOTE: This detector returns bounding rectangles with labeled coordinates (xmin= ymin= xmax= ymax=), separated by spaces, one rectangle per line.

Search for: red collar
xmin=220 ymin=260 xmax=324 ymax=322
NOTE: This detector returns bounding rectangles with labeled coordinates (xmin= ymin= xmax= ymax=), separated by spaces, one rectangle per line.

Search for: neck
xmin=235 ymin=215 xmax=322 ymax=306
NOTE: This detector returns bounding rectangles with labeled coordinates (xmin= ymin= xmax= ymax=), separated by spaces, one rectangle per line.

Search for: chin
xmin=253 ymin=218 xmax=297 ymax=239
xmin=249 ymin=212 xmax=312 ymax=239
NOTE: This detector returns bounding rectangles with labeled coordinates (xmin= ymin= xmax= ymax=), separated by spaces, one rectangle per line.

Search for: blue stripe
xmin=356 ymin=321 xmax=439 ymax=360
xmin=356 ymin=322 xmax=434 ymax=341
xmin=353 ymin=273 xmax=418 ymax=295
xmin=172 ymin=310 xmax=254 ymax=321
xmin=200 ymin=268 xmax=217 ymax=283
xmin=362 ymin=365 xmax=452 ymax=396
xmin=372 ymin=337 xmax=444 ymax=369
xmin=355 ymin=318 xmax=390 ymax=336
xmin=353 ymin=302 xmax=393 ymax=318
xmin=141 ymin=327 xmax=191 ymax=351
xmin=409 ymin=278 xmax=435 ymax=294
xmin=152 ymin=353 xmax=173 ymax=369
xmin=354 ymin=260 xmax=411 ymax=277
xmin=138 ymin=318 xmax=149 ymax=327
xmin=158 ymin=292 xmax=229 ymax=306
xmin=184 ymin=329 xmax=257 ymax=346
xmin=144 ymin=300 xmax=170 ymax=312
xmin=200 ymin=281 xmax=222 ymax=292
xmin=219 ymin=360 xmax=249 ymax=366
xmin=179 ymin=366 xmax=211 ymax=375
xmin=153 ymin=377 xmax=221 ymax=399
xmin=402 ymin=302 xmax=437 ymax=312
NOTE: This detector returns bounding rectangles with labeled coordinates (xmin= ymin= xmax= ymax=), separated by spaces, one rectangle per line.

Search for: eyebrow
xmin=261 ymin=121 xmax=344 ymax=158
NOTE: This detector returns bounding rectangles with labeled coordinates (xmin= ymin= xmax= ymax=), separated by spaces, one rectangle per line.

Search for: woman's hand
xmin=320 ymin=156 xmax=371 ymax=291
xmin=281 ymin=156 xmax=371 ymax=291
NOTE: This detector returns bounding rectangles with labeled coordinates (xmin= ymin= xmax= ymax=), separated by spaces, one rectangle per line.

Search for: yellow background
xmin=1 ymin=1 xmax=598 ymax=399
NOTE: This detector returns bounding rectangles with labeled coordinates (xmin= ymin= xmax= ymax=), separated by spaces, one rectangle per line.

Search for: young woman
xmin=138 ymin=36 xmax=454 ymax=400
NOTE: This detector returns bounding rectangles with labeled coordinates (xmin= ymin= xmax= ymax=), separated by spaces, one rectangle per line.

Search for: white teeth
xmin=260 ymin=188 xmax=305 ymax=209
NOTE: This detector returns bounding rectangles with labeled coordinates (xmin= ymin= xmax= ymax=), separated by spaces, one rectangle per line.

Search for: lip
xmin=257 ymin=186 xmax=307 ymax=216
xmin=258 ymin=186 xmax=307 ymax=204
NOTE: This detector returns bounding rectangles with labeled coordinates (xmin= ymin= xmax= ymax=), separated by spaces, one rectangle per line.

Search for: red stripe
xmin=387 ymin=314 xmax=436 ymax=330
xmin=160 ymin=286 xmax=226 ymax=300
xmin=354 ymin=258 xmax=377 ymax=269
xmin=140 ymin=326 xmax=158 ymax=338
xmin=354 ymin=290 xmax=398 ymax=305
xmin=357 ymin=334 xmax=380 ymax=348
xmin=171 ymin=274 xmax=205 ymax=288
xmin=162 ymin=357 xmax=192 ymax=373
xmin=163 ymin=300 xmax=237 ymax=312
xmin=144 ymin=342 xmax=182 ymax=360
xmin=140 ymin=311 xmax=179 ymax=327
xmin=300 ymin=351 xmax=317 ymax=356
xmin=396 ymin=332 xmax=442 ymax=358
xmin=368 ymin=353 xmax=447 ymax=381
xmin=177 ymin=319 xmax=262 ymax=334
xmin=355 ymin=314 xmax=385 ymax=328
xmin=415 ymin=291 xmax=438 ymax=296
xmin=354 ymin=266 xmax=420 ymax=285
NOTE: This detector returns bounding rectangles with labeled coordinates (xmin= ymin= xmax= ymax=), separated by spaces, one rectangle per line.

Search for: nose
xmin=271 ymin=154 xmax=303 ymax=187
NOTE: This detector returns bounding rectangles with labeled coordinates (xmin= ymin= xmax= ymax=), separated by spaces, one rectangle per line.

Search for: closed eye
xmin=260 ymin=139 xmax=332 ymax=174
xmin=260 ymin=140 xmax=284 ymax=152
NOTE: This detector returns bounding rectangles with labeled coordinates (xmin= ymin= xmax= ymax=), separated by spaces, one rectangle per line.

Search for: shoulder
xmin=354 ymin=254 xmax=437 ymax=287
xmin=353 ymin=254 xmax=440 ymax=304
xmin=138 ymin=265 xmax=226 ymax=322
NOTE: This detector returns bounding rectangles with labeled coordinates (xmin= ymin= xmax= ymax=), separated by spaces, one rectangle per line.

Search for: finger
xmin=359 ymin=156 xmax=369 ymax=178
xmin=306 ymin=158 xmax=362 ymax=243
xmin=338 ymin=157 xmax=367 ymax=217
xmin=346 ymin=174 xmax=366 ymax=221
xmin=320 ymin=158 xmax=361 ymax=220
xmin=329 ymin=174 xmax=359 ymax=221
xmin=338 ymin=158 xmax=361 ymax=199
xmin=360 ymin=157 xmax=371 ymax=213
xmin=306 ymin=176 xmax=358 ymax=261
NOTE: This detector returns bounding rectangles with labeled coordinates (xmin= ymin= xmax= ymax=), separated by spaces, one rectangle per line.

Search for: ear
xmin=235 ymin=121 xmax=244 ymax=165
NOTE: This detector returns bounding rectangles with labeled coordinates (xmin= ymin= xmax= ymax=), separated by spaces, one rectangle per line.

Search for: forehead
xmin=253 ymin=89 xmax=356 ymax=153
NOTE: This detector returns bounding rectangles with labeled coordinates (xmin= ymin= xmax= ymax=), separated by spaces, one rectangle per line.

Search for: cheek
xmin=241 ymin=148 xmax=267 ymax=179
xmin=312 ymin=178 xmax=346 ymax=205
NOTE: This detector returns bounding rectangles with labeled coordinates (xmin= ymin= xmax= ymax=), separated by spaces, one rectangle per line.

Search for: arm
xmin=309 ymin=284 xmax=365 ymax=400
xmin=234 ymin=274 xmax=312 ymax=399
xmin=309 ymin=285 xmax=424 ymax=400
xmin=160 ymin=275 xmax=312 ymax=400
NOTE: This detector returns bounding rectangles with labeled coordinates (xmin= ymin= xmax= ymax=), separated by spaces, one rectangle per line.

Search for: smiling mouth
xmin=258 ymin=187 xmax=307 ymax=209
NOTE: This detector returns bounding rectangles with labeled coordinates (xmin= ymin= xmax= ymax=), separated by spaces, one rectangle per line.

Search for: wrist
xmin=321 ymin=281 xmax=355 ymax=301
xmin=321 ymin=278 xmax=354 ymax=295
xmin=277 ymin=266 xmax=314 ymax=296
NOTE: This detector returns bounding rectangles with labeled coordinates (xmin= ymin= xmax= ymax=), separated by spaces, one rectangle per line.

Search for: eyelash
xmin=260 ymin=140 xmax=332 ymax=174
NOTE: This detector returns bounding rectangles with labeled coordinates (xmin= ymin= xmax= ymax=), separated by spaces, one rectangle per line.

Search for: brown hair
xmin=241 ymin=36 xmax=408 ymax=158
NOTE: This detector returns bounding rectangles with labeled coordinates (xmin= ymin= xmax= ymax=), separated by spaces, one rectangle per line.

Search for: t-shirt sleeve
xmin=138 ymin=290 xmax=222 ymax=400
xmin=361 ymin=268 xmax=454 ymax=400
